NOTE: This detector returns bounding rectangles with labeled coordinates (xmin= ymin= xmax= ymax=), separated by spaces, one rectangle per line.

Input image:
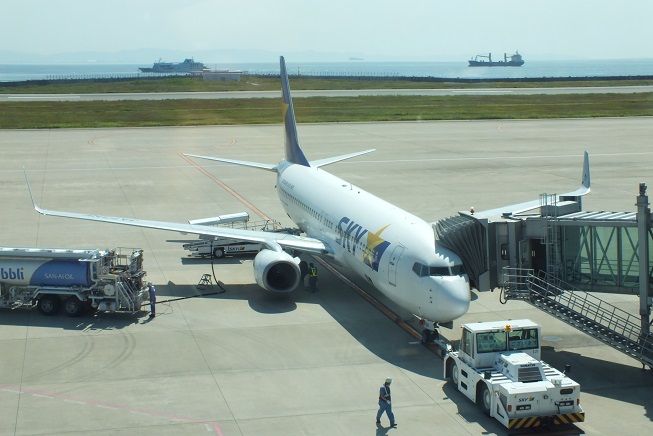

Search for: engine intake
xmin=253 ymin=249 xmax=301 ymax=292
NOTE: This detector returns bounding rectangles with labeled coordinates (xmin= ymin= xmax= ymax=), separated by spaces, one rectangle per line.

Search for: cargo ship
xmin=468 ymin=51 xmax=524 ymax=67
xmin=139 ymin=58 xmax=208 ymax=73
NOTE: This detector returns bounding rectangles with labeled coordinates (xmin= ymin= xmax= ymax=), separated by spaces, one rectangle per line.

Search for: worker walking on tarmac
xmin=376 ymin=377 xmax=396 ymax=427
xmin=147 ymin=282 xmax=156 ymax=318
xmin=308 ymin=263 xmax=318 ymax=293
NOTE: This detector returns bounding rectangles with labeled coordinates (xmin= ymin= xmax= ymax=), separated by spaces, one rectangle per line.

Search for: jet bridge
xmin=434 ymin=183 xmax=653 ymax=366
xmin=436 ymin=184 xmax=652 ymax=294
xmin=434 ymin=191 xmax=591 ymax=292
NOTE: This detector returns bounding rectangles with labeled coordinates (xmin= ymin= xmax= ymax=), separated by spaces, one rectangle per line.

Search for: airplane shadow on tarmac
xmin=541 ymin=345 xmax=653 ymax=423
xmin=187 ymin=272 xmax=448 ymax=381
xmin=440 ymin=381 xmax=517 ymax=435
xmin=5 ymin=265 xmax=649 ymax=428
xmin=0 ymin=265 xmax=445 ymax=383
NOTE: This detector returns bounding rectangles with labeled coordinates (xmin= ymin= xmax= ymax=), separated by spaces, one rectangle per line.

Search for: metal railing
xmin=502 ymin=267 xmax=653 ymax=367
xmin=116 ymin=280 xmax=143 ymax=313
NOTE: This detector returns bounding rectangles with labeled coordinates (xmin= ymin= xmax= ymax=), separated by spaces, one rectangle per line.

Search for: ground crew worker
xmin=376 ymin=377 xmax=396 ymax=427
xmin=308 ymin=263 xmax=318 ymax=293
xmin=147 ymin=282 xmax=156 ymax=318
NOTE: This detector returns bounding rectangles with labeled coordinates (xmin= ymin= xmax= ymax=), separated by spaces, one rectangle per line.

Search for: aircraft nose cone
xmin=437 ymin=277 xmax=471 ymax=321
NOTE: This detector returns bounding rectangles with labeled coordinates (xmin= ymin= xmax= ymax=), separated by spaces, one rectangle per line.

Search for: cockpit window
xmin=412 ymin=262 xmax=459 ymax=277
xmin=429 ymin=266 xmax=450 ymax=276
xmin=450 ymin=265 xmax=465 ymax=276
xmin=412 ymin=262 xmax=425 ymax=276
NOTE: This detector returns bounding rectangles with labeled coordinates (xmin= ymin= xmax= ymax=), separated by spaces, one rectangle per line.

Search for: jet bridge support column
xmin=637 ymin=183 xmax=651 ymax=335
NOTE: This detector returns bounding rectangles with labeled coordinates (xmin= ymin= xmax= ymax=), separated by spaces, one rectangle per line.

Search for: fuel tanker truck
xmin=0 ymin=246 xmax=147 ymax=316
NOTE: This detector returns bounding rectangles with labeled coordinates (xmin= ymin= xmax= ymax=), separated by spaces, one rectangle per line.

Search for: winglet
xmin=24 ymin=169 xmax=40 ymax=211
xmin=560 ymin=151 xmax=591 ymax=198
xmin=280 ymin=56 xmax=310 ymax=167
xmin=581 ymin=150 xmax=591 ymax=191
xmin=473 ymin=152 xmax=591 ymax=220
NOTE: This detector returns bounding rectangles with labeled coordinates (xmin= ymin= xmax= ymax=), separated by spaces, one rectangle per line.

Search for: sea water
xmin=1 ymin=59 xmax=652 ymax=82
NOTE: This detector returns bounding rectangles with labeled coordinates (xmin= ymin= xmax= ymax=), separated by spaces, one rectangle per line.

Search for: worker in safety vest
xmin=308 ymin=263 xmax=318 ymax=293
xmin=376 ymin=377 xmax=396 ymax=427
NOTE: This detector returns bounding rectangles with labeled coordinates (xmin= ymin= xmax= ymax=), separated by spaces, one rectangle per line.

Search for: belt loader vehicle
xmin=183 ymin=212 xmax=298 ymax=258
xmin=444 ymin=319 xmax=585 ymax=430
xmin=184 ymin=238 xmax=264 ymax=259
xmin=0 ymin=246 xmax=147 ymax=316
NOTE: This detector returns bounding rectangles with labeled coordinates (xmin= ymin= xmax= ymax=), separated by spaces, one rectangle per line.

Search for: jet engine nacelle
xmin=253 ymin=248 xmax=301 ymax=293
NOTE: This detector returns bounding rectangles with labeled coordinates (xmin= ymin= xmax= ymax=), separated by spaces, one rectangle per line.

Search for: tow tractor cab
xmin=444 ymin=319 xmax=585 ymax=430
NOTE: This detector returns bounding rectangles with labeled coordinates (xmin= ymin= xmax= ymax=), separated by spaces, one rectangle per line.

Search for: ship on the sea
xmin=139 ymin=58 xmax=208 ymax=73
xmin=468 ymin=52 xmax=524 ymax=67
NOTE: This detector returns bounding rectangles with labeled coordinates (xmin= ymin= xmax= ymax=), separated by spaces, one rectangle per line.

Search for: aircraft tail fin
xmin=280 ymin=56 xmax=310 ymax=167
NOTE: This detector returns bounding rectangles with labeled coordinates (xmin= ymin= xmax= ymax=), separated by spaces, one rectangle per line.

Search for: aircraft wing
xmin=473 ymin=151 xmax=591 ymax=220
xmin=26 ymin=176 xmax=328 ymax=255
xmin=32 ymin=201 xmax=329 ymax=254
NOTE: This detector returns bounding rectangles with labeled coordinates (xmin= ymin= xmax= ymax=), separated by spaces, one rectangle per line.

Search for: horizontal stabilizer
xmin=310 ymin=149 xmax=376 ymax=168
xmin=184 ymin=154 xmax=278 ymax=172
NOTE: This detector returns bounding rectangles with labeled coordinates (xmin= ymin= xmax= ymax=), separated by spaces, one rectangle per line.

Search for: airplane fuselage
xmin=276 ymin=160 xmax=470 ymax=323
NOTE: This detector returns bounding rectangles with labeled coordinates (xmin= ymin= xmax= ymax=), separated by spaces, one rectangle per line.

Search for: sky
xmin=2 ymin=0 xmax=652 ymax=62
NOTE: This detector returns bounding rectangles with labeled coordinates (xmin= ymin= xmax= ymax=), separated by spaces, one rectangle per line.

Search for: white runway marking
xmin=9 ymin=95 xmax=80 ymax=99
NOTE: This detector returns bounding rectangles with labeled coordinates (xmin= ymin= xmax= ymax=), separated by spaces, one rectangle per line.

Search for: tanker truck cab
xmin=444 ymin=319 xmax=585 ymax=430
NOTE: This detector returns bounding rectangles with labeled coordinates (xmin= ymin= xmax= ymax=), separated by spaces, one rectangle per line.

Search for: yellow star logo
xmin=363 ymin=224 xmax=390 ymax=267
xmin=367 ymin=224 xmax=390 ymax=249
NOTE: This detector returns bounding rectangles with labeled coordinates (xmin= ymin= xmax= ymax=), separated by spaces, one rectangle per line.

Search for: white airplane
xmin=27 ymin=56 xmax=470 ymax=332
xmin=27 ymin=56 xmax=590 ymax=337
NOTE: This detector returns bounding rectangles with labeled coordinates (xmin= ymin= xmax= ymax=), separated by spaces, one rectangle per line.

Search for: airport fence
xmin=0 ymin=73 xmax=198 ymax=87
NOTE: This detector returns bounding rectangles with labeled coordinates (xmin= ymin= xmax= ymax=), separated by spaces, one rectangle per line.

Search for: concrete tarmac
xmin=1 ymin=118 xmax=653 ymax=435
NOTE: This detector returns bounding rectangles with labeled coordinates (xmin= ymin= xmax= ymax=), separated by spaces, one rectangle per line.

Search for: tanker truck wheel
xmin=37 ymin=294 xmax=61 ymax=316
xmin=63 ymin=296 xmax=85 ymax=317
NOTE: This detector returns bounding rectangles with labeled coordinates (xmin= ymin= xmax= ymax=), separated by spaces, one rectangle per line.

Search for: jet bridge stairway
xmin=502 ymin=268 xmax=653 ymax=368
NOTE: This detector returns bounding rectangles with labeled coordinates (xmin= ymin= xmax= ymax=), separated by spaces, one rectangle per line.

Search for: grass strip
xmin=1 ymin=93 xmax=652 ymax=129
xmin=2 ymin=75 xmax=653 ymax=94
